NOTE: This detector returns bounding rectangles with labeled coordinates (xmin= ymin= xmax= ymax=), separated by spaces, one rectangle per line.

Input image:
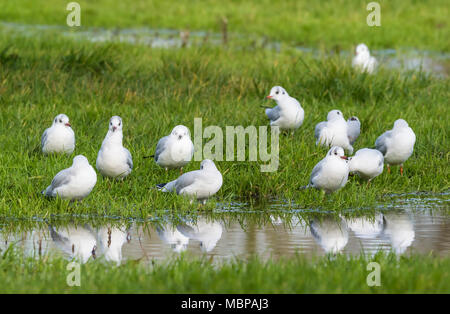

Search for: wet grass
xmin=0 ymin=249 xmax=448 ymax=293
xmin=0 ymin=0 xmax=448 ymax=52
xmin=0 ymin=29 xmax=449 ymax=219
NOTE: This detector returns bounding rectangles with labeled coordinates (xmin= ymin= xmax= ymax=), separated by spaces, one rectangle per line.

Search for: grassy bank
xmin=0 ymin=250 xmax=448 ymax=293
xmin=0 ymin=28 xmax=449 ymax=218
xmin=0 ymin=0 xmax=449 ymax=51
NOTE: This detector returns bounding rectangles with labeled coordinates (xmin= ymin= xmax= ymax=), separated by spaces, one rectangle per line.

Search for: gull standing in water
xmin=264 ymin=86 xmax=304 ymax=133
xmin=315 ymin=110 xmax=353 ymax=154
xmin=41 ymin=114 xmax=75 ymax=154
xmin=42 ymin=155 xmax=97 ymax=201
xmin=347 ymin=116 xmax=361 ymax=145
xmin=96 ymin=116 xmax=133 ymax=180
xmin=150 ymin=125 xmax=194 ymax=173
xmin=157 ymin=159 xmax=222 ymax=204
xmin=307 ymin=146 xmax=349 ymax=194
xmin=348 ymin=148 xmax=384 ymax=182
xmin=375 ymin=119 xmax=416 ymax=175
xmin=352 ymin=43 xmax=377 ymax=74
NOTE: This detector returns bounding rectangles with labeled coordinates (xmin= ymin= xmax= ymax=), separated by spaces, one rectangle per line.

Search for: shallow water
xmin=1 ymin=196 xmax=448 ymax=264
xmin=1 ymin=21 xmax=448 ymax=77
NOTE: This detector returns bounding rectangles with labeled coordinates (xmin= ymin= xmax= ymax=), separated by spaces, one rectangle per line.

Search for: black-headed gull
xmin=157 ymin=224 xmax=190 ymax=253
xmin=308 ymin=146 xmax=349 ymax=194
xmin=96 ymin=116 xmax=133 ymax=179
xmin=42 ymin=155 xmax=97 ymax=201
xmin=264 ymin=86 xmax=304 ymax=132
xmin=96 ymin=226 xmax=130 ymax=265
xmin=41 ymin=114 xmax=75 ymax=154
xmin=352 ymin=43 xmax=377 ymax=74
xmin=310 ymin=217 xmax=349 ymax=254
xmin=152 ymin=125 xmax=194 ymax=172
xmin=348 ymin=148 xmax=384 ymax=182
xmin=177 ymin=218 xmax=223 ymax=252
xmin=157 ymin=159 xmax=223 ymax=204
xmin=344 ymin=213 xmax=384 ymax=239
xmin=347 ymin=116 xmax=361 ymax=145
xmin=315 ymin=110 xmax=353 ymax=154
xmin=383 ymin=212 xmax=415 ymax=254
xmin=375 ymin=119 xmax=416 ymax=175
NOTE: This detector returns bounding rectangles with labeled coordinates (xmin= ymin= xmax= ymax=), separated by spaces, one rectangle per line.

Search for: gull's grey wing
xmin=174 ymin=170 xmax=201 ymax=194
xmin=46 ymin=168 xmax=73 ymax=195
xmin=154 ymin=135 xmax=169 ymax=162
xmin=375 ymin=131 xmax=391 ymax=155
xmin=176 ymin=223 xmax=196 ymax=238
xmin=41 ymin=128 xmax=49 ymax=148
xmin=265 ymin=106 xmax=281 ymax=121
xmin=314 ymin=121 xmax=327 ymax=140
xmin=125 ymin=148 xmax=133 ymax=170
xmin=309 ymin=160 xmax=324 ymax=186
xmin=48 ymin=225 xmax=70 ymax=248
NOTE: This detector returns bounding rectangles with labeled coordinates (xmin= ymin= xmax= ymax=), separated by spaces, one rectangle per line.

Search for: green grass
xmin=0 ymin=249 xmax=448 ymax=293
xmin=0 ymin=29 xmax=449 ymax=219
xmin=0 ymin=0 xmax=449 ymax=51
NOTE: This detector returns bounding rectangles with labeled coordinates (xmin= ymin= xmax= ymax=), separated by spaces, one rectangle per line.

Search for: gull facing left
xmin=348 ymin=148 xmax=384 ymax=182
xmin=96 ymin=116 xmax=133 ymax=180
xmin=42 ymin=155 xmax=97 ymax=201
xmin=264 ymin=86 xmax=304 ymax=132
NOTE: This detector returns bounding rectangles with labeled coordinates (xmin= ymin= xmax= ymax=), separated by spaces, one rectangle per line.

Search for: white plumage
xmin=42 ymin=155 xmax=97 ymax=201
xmin=96 ymin=116 xmax=133 ymax=179
xmin=352 ymin=43 xmax=377 ymax=74
xmin=315 ymin=110 xmax=354 ymax=154
xmin=265 ymin=86 xmax=304 ymax=131
xmin=347 ymin=116 xmax=361 ymax=145
xmin=153 ymin=125 xmax=194 ymax=170
xmin=41 ymin=113 xmax=75 ymax=154
xmin=177 ymin=218 xmax=223 ymax=252
xmin=310 ymin=217 xmax=349 ymax=254
xmin=348 ymin=148 xmax=384 ymax=181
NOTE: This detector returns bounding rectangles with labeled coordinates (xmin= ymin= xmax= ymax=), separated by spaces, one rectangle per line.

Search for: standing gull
xmin=375 ymin=119 xmax=416 ymax=175
xmin=151 ymin=125 xmax=194 ymax=173
xmin=42 ymin=155 xmax=97 ymax=201
xmin=264 ymin=86 xmax=304 ymax=132
xmin=347 ymin=116 xmax=361 ymax=145
xmin=96 ymin=116 xmax=133 ymax=180
xmin=315 ymin=110 xmax=353 ymax=154
xmin=348 ymin=148 xmax=384 ymax=182
xmin=41 ymin=114 xmax=75 ymax=154
xmin=352 ymin=43 xmax=377 ymax=74
xmin=307 ymin=146 xmax=349 ymax=194
xmin=157 ymin=159 xmax=223 ymax=204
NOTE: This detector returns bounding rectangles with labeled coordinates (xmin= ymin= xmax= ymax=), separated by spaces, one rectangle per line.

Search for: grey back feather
xmin=154 ymin=136 xmax=169 ymax=162
xmin=314 ymin=122 xmax=327 ymax=140
xmin=41 ymin=128 xmax=49 ymax=148
xmin=175 ymin=171 xmax=200 ymax=194
xmin=375 ymin=131 xmax=392 ymax=155
xmin=266 ymin=106 xmax=281 ymax=121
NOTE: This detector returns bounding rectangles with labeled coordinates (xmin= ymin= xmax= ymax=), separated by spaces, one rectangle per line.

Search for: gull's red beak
xmin=65 ymin=123 xmax=71 ymax=127
xmin=340 ymin=156 xmax=348 ymax=160
xmin=113 ymin=126 xmax=117 ymax=132
xmin=266 ymin=95 xmax=273 ymax=99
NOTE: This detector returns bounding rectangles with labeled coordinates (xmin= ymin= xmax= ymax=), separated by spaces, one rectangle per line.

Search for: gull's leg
xmin=387 ymin=164 xmax=391 ymax=174
xmin=180 ymin=167 xmax=183 ymax=175
xmin=367 ymin=180 xmax=371 ymax=188
xmin=400 ymin=164 xmax=404 ymax=176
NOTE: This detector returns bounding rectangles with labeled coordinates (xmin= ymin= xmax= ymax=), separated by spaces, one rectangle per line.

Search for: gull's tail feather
xmin=299 ymin=184 xmax=311 ymax=190
xmin=143 ymin=155 xmax=155 ymax=159
xmin=156 ymin=183 xmax=167 ymax=190
xmin=157 ymin=180 xmax=177 ymax=192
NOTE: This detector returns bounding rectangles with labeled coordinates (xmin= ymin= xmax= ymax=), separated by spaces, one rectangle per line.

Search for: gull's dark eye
xmin=59 ymin=119 xmax=62 ymax=123
xmin=275 ymin=91 xmax=279 ymax=95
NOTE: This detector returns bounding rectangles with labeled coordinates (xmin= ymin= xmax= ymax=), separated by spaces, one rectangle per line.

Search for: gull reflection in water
xmin=310 ymin=217 xmax=349 ymax=254
xmin=345 ymin=213 xmax=384 ymax=239
xmin=383 ymin=211 xmax=415 ymax=254
xmin=96 ymin=225 xmax=131 ymax=265
xmin=49 ymin=224 xmax=97 ymax=264
xmin=177 ymin=218 xmax=223 ymax=253
xmin=157 ymin=224 xmax=189 ymax=253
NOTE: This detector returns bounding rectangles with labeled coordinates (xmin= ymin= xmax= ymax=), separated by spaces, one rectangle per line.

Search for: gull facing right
xmin=375 ymin=119 xmax=416 ymax=175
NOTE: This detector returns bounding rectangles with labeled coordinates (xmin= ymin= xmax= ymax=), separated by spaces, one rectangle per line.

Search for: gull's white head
xmin=73 ymin=155 xmax=89 ymax=166
xmin=356 ymin=43 xmax=370 ymax=56
xmin=200 ymin=159 xmax=218 ymax=171
xmin=108 ymin=116 xmax=123 ymax=133
xmin=53 ymin=114 xmax=71 ymax=128
xmin=393 ymin=119 xmax=409 ymax=129
xmin=348 ymin=116 xmax=360 ymax=124
xmin=266 ymin=86 xmax=289 ymax=102
xmin=327 ymin=109 xmax=344 ymax=121
xmin=328 ymin=146 xmax=348 ymax=160
xmin=171 ymin=125 xmax=191 ymax=140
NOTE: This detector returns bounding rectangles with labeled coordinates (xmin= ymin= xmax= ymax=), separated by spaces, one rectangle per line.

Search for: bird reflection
xmin=310 ymin=217 xmax=349 ymax=254
xmin=96 ymin=225 xmax=131 ymax=265
xmin=383 ymin=212 xmax=415 ymax=254
xmin=345 ymin=213 xmax=384 ymax=239
xmin=157 ymin=224 xmax=189 ymax=253
xmin=177 ymin=218 xmax=223 ymax=253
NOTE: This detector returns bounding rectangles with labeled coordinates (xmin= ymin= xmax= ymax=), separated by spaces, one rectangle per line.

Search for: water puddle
xmin=1 ymin=196 xmax=448 ymax=264
xmin=0 ymin=22 xmax=448 ymax=77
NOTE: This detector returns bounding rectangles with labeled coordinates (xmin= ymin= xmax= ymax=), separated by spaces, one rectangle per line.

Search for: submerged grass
xmin=0 ymin=29 xmax=448 ymax=219
xmin=0 ymin=249 xmax=448 ymax=293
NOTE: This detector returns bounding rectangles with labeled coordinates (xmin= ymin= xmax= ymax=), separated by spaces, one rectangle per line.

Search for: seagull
xmin=41 ymin=114 xmax=75 ymax=154
xmin=157 ymin=159 xmax=223 ymax=204
xmin=157 ymin=224 xmax=190 ymax=253
xmin=375 ymin=119 xmax=416 ymax=175
xmin=42 ymin=155 xmax=97 ymax=201
xmin=352 ymin=43 xmax=377 ymax=74
xmin=383 ymin=212 xmax=415 ymax=254
xmin=307 ymin=146 xmax=349 ymax=194
xmin=348 ymin=148 xmax=384 ymax=182
xmin=347 ymin=116 xmax=361 ymax=145
xmin=151 ymin=125 xmax=194 ymax=173
xmin=310 ymin=217 xmax=349 ymax=254
xmin=344 ymin=213 xmax=384 ymax=239
xmin=264 ymin=86 xmax=304 ymax=132
xmin=177 ymin=218 xmax=223 ymax=252
xmin=96 ymin=116 xmax=133 ymax=180
xmin=315 ymin=109 xmax=353 ymax=154
xmin=96 ymin=226 xmax=130 ymax=265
